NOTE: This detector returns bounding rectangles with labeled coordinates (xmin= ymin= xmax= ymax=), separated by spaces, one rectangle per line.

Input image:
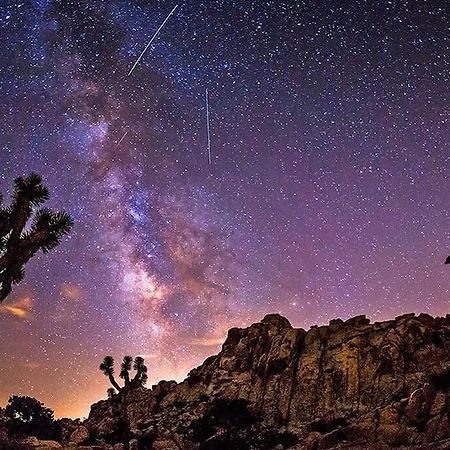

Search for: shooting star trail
xmin=128 ymin=4 xmax=179 ymax=76
xmin=115 ymin=131 xmax=128 ymax=148
xmin=205 ymin=89 xmax=212 ymax=165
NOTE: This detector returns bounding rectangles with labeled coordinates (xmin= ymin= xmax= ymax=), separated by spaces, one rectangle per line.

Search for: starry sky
xmin=0 ymin=0 xmax=448 ymax=418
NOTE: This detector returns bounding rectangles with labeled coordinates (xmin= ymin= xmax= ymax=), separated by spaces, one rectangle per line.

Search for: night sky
xmin=0 ymin=0 xmax=448 ymax=418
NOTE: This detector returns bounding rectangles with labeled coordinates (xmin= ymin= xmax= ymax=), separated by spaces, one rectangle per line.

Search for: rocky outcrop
xmin=149 ymin=312 xmax=450 ymax=449
xmin=69 ymin=427 xmax=89 ymax=445
xmin=75 ymin=313 xmax=450 ymax=448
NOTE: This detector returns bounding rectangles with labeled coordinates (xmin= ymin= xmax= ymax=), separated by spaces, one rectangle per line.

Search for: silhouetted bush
xmin=5 ymin=396 xmax=61 ymax=440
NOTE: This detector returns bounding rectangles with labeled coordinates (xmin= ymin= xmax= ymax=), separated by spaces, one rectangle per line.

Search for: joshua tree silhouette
xmin=100 ymin=356 xmax=148 ymax=394
xmin=445 ymin=256 xmax=450 ymax=264
xmin=0 ymin=174 xmax=73 ymax=301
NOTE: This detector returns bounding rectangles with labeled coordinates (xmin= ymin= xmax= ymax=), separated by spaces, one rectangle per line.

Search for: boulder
xmin=69 ymin=425 xmax=89 ymax=445
xmin=112 ymin=444 xmax=125 ymax=450
xmin=22 ymin=438 xmax=62 ymax=449
xmin=128 ymin=439 xmax=139 ymax=450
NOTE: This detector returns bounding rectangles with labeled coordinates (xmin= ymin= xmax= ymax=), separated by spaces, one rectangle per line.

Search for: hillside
xmin=12 ymin=312 xmax=450 ymax=449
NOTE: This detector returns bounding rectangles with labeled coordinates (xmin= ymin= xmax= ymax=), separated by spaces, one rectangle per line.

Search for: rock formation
xmin=11 ymin=312 xmax=450 ymax=449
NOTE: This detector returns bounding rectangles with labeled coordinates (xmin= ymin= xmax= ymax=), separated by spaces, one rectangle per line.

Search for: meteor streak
xmin=115 ymin=130 xmax=128 ymax=148
xmin=128 ymin=4 xmax=179 ymax=76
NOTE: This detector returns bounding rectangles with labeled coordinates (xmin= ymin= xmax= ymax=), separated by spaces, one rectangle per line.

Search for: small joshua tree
xmin=100 ymin=356 xmax=148 ymax=395
xmin=0 ymin=174 xmax=73 ymax=301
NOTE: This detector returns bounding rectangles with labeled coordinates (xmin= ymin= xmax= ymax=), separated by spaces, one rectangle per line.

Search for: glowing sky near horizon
xmin=0 ymin=0 xmax=448 ymax=418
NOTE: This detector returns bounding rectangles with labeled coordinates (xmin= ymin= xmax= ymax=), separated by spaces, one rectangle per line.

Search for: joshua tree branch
xmin=0 ymin=175 xmax=72 ymax=302
xmin=108 ymin=374 xmax=122 ymax=392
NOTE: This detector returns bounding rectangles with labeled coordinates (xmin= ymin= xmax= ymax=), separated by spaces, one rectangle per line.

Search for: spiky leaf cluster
xmin=132 ymin=356 xmax=148 ymax=386
xmin=0 ymin=174 xmax=73 ymax=301
xmin=100 ymin=355 xmax=149 ymax=395
xmin=99 ymin=356 xmax=115 ymax=376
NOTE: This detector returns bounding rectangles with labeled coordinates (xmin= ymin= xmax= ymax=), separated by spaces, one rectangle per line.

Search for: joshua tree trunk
xmin=123 ymin=372 xmax=130 ymax=387
xmin=109 ymin=374 xmax=122 ymax=392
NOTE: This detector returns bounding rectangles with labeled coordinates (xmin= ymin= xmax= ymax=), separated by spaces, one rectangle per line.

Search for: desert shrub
xmin=5 ymin=396 xmax=61 ymax=440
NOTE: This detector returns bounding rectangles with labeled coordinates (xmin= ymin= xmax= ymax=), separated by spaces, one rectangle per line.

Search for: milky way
xmin=0 ymin=0 xmax=448 ymax=418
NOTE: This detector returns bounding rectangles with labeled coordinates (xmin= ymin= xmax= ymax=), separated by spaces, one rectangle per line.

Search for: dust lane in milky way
xmin=0 ymin=0 xmax=448 ymax=418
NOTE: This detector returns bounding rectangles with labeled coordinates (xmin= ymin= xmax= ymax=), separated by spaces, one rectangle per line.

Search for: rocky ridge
xmin=19 ymin=313 xmax=450 ymax=449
